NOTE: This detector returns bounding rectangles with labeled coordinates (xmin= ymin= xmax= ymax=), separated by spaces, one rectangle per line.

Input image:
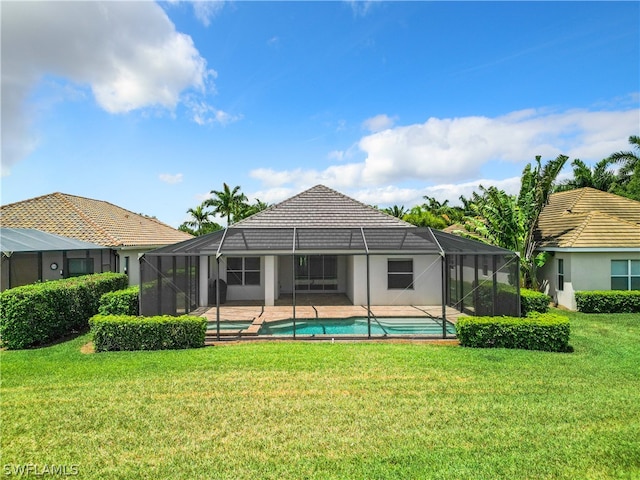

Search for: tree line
xmin=178 ymin=183 xmax=270 ymax=236
xmin=181 ymin=134 xmax=638 ymax=288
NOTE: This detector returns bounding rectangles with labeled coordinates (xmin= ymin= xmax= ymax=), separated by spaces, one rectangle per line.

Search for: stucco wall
xmin=351 ymin=254 xmax=443 ymax=306
xmin=540 ymin=250 xmax=640 ymax=310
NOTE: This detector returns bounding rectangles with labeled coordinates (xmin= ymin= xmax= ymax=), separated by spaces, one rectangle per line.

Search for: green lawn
xmin=1 ymin=311 xmax=639 ymax=479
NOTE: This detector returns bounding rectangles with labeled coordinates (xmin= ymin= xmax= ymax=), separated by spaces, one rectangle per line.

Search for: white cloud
xmin=357 ymin=108 xmax=638 ymax=185
xmin=191 ymin=0 xmax=226 ymax=27
xmin=1 ymin=1 xmax=214 ymax=174
xmin=159 ymin=173 xmax=184 ymax=184
xmin=188 ymin=99 xmax=242 ymax=126
xmin=249 ymin=106 xmax=638 ymax=206
xmin=362 ymin=114 xmax=397 ymax=133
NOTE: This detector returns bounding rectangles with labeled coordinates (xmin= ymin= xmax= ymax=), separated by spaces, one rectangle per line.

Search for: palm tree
xmin=205 ymin=183 xmax=247 ymax=225
xmin=235 ymin=199 xmax=271 ymax=221
xmin=554 ymin=158 xmax=617 ymax=193
xmin=382 ymin=205 xmax=407 ymax=218
xmin=179 ymin=203 xmax=222 ymax=236
xmin=607 ymin=135 xmax=639 ymax=184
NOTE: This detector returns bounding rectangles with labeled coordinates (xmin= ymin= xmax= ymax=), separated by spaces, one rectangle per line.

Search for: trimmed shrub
xmin=90 ymin=315 xmax=206 ymax=352
xmin=99 ymin=287 xmax=140 ymax=316
xmin=457 ymin=312 xmax=570 ymax=352
xmin=575 ymin=290 xmax=640 ymax=314
xmin=0 ymin=273 xmax=128 ymax=349
xmin=520 ymin=288 xmax=551 ymax=315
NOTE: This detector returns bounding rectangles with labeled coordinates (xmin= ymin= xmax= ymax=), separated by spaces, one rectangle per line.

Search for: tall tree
xmin=178 ymin=203 xmax=222 ymax=236
xmin=235 ymin=199 xmax=271 ymax=222
xmin=205 ymin=183 xmax=247 ymax=225
xmin=465 ymin=155 xmax=568 ymax=288
xmin=608 ymin=135 xmax=640 ymax=184
xmin=608 ymin=134 xmax=640 ymax=201
xmin=554 ymin=158 xmax=617 ymax=193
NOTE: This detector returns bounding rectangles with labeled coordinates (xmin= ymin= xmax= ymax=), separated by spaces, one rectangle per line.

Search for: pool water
xmin=259 ymin=317 xmax=456 ymax=336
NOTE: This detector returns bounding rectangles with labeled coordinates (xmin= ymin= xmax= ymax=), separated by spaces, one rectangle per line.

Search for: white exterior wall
xmin=208 ymin=253 xmax=444 ymax=306
xmin=540 ymin=250 xmax=640 ymax=310
xmin=345 ymin=255 xmax=355 ymax=304
xmin=225 ymin=257 xmax=265 ymax=302
xmin=119 ymin=248 xmax=154 ymax=287
xmin=351 ymin=254 xmax=442 ymax=306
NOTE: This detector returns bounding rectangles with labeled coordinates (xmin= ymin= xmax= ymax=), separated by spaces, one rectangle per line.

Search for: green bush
xmin=90 ymin=314 xmax=206 ymax=352
xmin=0 ymin=273 xmax=128 ymax=349
xmin=575 ymin=290 xmax=640 ymax=313
xmin=99 ymin=287 xmax=140 ymax=316
xmin=520 ymin=288 xmax=551 ymax=315
xmin=457 ymin=312 xmax=571 ymax=352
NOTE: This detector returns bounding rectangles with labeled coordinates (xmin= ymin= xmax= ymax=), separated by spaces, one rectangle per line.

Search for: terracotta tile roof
xmin=535 ymin=188 xmax=640 ymax=248
xmin=233 ymin=184 xmax=413 ymax=228
xmin=1 ymin=192 xmax=192 ymax=247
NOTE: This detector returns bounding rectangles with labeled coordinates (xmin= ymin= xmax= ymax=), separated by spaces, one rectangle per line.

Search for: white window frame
xmin=611 ymin=259 xmax=640 ymax=291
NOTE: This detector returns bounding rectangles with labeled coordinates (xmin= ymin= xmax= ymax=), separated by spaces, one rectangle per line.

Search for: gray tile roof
xmin=233 ymin=185 xmax=412 ymax=228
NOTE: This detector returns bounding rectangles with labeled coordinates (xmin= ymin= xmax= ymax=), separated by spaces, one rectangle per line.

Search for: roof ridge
xmin=61 ymin=192 xmax=178 ymax=230
xmin=57 ymin=193 xmax=123 ymax=246
xmin=233 ymin=185 xmax=319 ymax=225
xmin=563 ymin=211 xmax=592 ymax=247
xmin=323 ymin=184 xmax=414 ymax=226
xmin=233 ymin=184 xmax=412 ymax=228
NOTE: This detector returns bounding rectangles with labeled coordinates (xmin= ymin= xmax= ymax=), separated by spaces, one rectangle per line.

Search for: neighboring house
xmin=140 ymin=185 xmax=520 ymax=318
xmin=1 ymin=193 xmax=192 ymax=287
xmin=535 ymin=187 xmax=640 ymax=310
xmin=0 ymin=228 xmax=113 ymax=291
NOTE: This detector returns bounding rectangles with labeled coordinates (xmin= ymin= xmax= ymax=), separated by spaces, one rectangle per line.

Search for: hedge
xmin=90 ymin=314 xmax=206 ymax=352
xmin=99 ymin=287 xmax=140 ymax=316
xmin=575 ymin=290 xmax=640 ymax=313
xmin=520 ymin=288 xmax=551 ymax=315
xmin=457 ymin=312 xmax=570 ymax=352
xmin=0 ymin=273 xmax=128 ymax=349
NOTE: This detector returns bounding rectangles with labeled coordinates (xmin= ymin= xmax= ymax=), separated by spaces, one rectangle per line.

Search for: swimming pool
xmin=259 ymin=317 xmax=456 ymax=337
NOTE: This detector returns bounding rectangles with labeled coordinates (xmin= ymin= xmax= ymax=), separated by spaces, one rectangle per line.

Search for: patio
xmin=196 ymin=295 xmax=465 ymax=342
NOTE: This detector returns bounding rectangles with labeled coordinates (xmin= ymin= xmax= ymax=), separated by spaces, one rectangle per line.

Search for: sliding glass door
xmin=295 ymin=255 xmax=338 ymax=291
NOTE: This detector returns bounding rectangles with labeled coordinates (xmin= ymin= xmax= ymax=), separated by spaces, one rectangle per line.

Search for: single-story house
xmin=0 ymin=192 xmax=192 ymax=287
xmin=140 ymin=185 xmax=520 ymax=321
xmin=0 ymin=228 xmax=114 ymax=291
xmin=535 ymin=187 xmax=640 ymax=310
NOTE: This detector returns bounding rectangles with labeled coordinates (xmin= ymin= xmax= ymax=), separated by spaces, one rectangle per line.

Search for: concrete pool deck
xmin=197 ymin=297 xmax=465 ymax=342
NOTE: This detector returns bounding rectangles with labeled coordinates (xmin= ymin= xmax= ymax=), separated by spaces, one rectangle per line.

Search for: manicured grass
xmin=1 ymin=311 xmax=639 ymax=479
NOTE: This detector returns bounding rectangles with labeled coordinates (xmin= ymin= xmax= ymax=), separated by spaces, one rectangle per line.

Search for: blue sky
xmin=2 ymin=1 xmax=639 ymax=228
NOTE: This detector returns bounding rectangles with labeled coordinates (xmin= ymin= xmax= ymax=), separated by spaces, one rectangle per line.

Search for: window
xmin=557 ymin=259 xmax=564 ymax=291
xmin=388 ymin=259 xmax=413 ymax=290
xmin=67 ymin=258 xmax=94 ymax=277
xmin=227 ymin=257 xmax=260 ymax=286
xmin=611 ymin=260 xmax=640 ymax=290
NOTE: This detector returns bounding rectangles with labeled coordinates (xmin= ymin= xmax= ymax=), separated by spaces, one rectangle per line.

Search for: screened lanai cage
xmin=140 ymin=227 xmax=520 ymax=340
